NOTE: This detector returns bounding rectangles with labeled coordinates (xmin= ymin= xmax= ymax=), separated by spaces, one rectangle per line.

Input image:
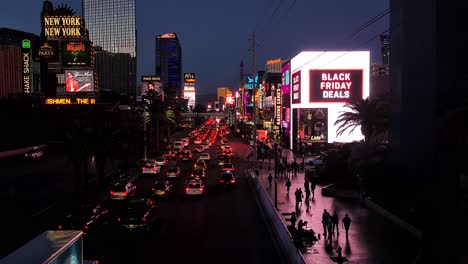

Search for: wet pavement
xmin=256 ymin=149 xmax=421 ymax=264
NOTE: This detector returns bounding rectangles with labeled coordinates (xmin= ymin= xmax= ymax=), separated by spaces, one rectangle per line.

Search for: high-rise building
xmin=83 ymin=0 xmax=136 ymax=98
xmin=265 ymin=58 xmax=283 ymax=73
xmin=380 ymin=34 xmax=390 ymax=65
xmin=155 ymin=33 xmax=182 ymax=99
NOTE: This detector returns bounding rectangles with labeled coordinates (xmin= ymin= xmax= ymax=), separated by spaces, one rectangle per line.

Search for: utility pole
xmin=251 ymin=31 xmax=258 ymax=164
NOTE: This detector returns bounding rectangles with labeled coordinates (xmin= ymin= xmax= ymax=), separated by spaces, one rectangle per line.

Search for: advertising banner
xmin=64 ymin=70 xmax=94 ymax=92
xmin=243 ymin=88 xmax=253 ymax=116
xmin=297 ymin=108 xmax=328 ymax=142
xmin=141 ymin=81 xmax=163 ymax=96
xmin=310 ymin=69 xmax=363 ymax=103
xmin=35 ymin=41 xmax=59 ymax=61
xmin=282 ymin=62 xmax=290 ymax=94
xmin=184 ymin=73 xmax=196 ymax=83
xmin=61 ymin=41 xmax=91 ymax=66
xmin=274 ymin=86 xmax=282 ymax=129
xmin=292 ymin=71 xmax=301 ymax=104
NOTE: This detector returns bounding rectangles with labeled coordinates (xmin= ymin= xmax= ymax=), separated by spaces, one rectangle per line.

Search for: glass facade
xmin=83 ymin=0 xmax=136 ymax=57
xmin=155 ymin=33 xmax=182 ymax=98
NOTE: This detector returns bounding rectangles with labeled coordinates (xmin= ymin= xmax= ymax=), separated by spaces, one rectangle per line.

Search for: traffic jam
xmin=53 ymin=117 xmax=236 ymax=235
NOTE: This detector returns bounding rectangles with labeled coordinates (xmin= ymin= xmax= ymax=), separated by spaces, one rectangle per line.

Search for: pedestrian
xmin=322 ymin=209 xmax=330 ymax=236
xmin=327 ymin=218 xmax=333 ymax=239
xmin=285 ymin=178 xmax=291 ymax=194
xmin=268 ymin=173 xmax=273 ymax=188
xmin=294 ymin=188 xmax=302 ymax=208
xmin=342 ymin=214 xmax=352 ymax=239
xmin=304 ymin=179 xmax=310 ymax=192
xmin=332 ymin=211 xmax=339 ymax=235
xmin=287 ymin=212 xmax=297 ymax=229
xmin=298 ymin=188 xmax=304 ymax=207
xmin=305 ymin=187 xmax=310 ymax=203
xmin=311 ymin=180 xmax=316 ymax=198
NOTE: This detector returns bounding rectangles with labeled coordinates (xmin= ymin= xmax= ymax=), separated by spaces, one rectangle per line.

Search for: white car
xmin=110 ymin=182 xmax=136 ymax=200
xmin=185 ymin=180 xmax=205 ymax=196
xmin=199 ymin=153 xmax=211 ymax=161
xmin=155 ymin=157 xmax=168 ymax=167
xmin=25 ymin=149 xmax=44 ymax=158
xmin=142 ymin=163 xmax=161 ymax=174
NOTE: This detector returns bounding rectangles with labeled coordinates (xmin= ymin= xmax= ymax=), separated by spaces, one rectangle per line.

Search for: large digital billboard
xmin=289 ymin=51 xmax=370 ymax=144
xmin=141 ymin=76 xmax=163 ymax=95
xmin=310 ymin=70 xmax=363 ymax=103
xmin=64 ymin=70 xmax=94 ymax=92
xmin=35 ymin=41 xmax=59 ymax=61
xmin=61 ymin=41 xmax=91 ymax=66
xmin=184 ymin=73 xmax=196 ymax=83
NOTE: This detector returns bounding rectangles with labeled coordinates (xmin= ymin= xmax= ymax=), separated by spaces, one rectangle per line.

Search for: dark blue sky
xmin=1 ymin=0 xmax=388 ymax=95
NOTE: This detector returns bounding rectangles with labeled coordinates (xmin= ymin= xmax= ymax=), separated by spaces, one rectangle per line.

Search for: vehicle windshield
xmin=112 ymin=184 xmax=126 ymax=192
xmin=168 ymin=167 xmax=178 ymax=172
xmin=188 ymin=183 xmax=201 ymax=188
xmin=144 ymin=164 xmax=153 ymax=168
xmin=126 ymin=202 xmax=148 ymax=217
xmin=221 ymin=174 xmax=234 ymax=180
xmin=153 ymin=182 xmax=167 ymax=189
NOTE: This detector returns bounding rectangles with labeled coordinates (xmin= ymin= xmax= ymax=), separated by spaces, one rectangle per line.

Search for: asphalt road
xmin=83 ymin=136 xmax=283 ymax=264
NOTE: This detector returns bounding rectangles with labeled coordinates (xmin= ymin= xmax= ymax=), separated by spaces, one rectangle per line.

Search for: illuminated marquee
xmin=292 ymin=71 xmax=301 ymax=104
xmin=22 ymin=39 xmax=31 ymax=93
xmin=45 ymin=98 xmax=96 ymax=105
xmin=310 ymin=70 xmax=363 ymax=103
xmin=275 ymin=87 xmax=282 ymax=128
xmin=142 ymin=76 xmax=160 ymax=81
xmin=43 ymin=16 xmax=86 ymax=39
xmin=184 ymin=73 xmax=196 ymax=83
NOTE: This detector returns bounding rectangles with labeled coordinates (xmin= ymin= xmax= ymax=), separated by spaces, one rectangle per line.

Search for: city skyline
xmin=0 ymin=0 xmax=389 ymax=95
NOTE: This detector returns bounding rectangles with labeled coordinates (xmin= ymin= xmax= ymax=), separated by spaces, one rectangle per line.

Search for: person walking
xmin=332 ymin=211 xmax=339 ymax=235
xmin=287 ymin=212 xmax=297 ymax=229
xmin=268 ymin=173 xmax=273 ymax=188
xmin=294 ymin=188 xmax=301 ymax=208
xmin=285 ymin=178 xmax=291 ymax=194
xmin=342 ymin=214 xmax=352 ymax=239
xmin=310 ymin=180 xmax=317 ymax=198
xmin=322 ymin=209 xmax=330 ymax=236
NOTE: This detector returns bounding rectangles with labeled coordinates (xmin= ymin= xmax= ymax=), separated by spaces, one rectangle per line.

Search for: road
xmin=83 ymin=136 xmax=283 ymax=264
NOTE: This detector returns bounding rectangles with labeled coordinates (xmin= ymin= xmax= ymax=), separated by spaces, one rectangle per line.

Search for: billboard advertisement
xmin=297 ymin=108 xmax=328 ymax=142
xmin=289 ymin=51 xmax=370 ymax=144
xmin=243 ymin=88 xmax=253 ymax=116
xmin=35 ymin=41 xmax=59 ymax=61
xmin=292 ymin=71 xmax=301 ymax=104
xmin=184 ymin=73 xmax=196 ymax=83
xmin=141 ymin=76 xmax=163 ymax=95
xmin=282 ymin=61 xmax=291 ymax=94
xmin=64 ymin=70 xmax=94 ymax=92
xmin=61 ymin=41 xmax=91 ymax=66
xmin=310 ymin=70 xmax=363 ymax=103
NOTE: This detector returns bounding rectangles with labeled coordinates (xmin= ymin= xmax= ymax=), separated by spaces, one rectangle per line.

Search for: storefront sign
xmin=292 ymin=71 xmax=301 ymax=104
xmin=275 ymin=87 xmax=282 ymax=127
xmin=22 ymin=39 xmax=31 ymax=93
xmin=45 ymin=98 xmax=96 ymax=105
xmin=310 ymin=70 xmax=363 ymax=103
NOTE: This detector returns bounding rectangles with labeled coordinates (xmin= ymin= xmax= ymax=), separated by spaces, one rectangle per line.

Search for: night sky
xmin=1 ymin=0 xmax=388 ymax=96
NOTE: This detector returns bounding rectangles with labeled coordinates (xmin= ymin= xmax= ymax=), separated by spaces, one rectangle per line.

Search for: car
xmin=221 ymin=139 xmax=229 ymax=145
xmin=222 ymin=149 xmax=233 ymax=156
xmin=55 ymin=203 xmax=110 ymax=234
xmin=166 ymin=166 xmax=181 ymax=178
xmin=117 ymin=198 xmax=158 ymax=232
xmin=218 ymin=172 xmax=236 ymax=187
xmin=25 ymin=148 xmax=44 ymax=158
xmin=142 ymin=163 xmax=161 ymax=174
xmin=151 ymin=180 xmax=173 ymax=197
xmin=194 ymin=145 xmax=204 ymax=153
xmin=199 ymin=153 xmax=211 ymax=161
xmin=218 ymin=154 xmax=231 ymax=166
xmin=110 ymin=182 xmax=137 ymax=200
xmin=164 ymin=150 xmax=177 ymax=160
xmin=194 ymin=138 xmax=202 ymax=145
xmin=180 ymin=138 xmax=190 ymax=147
xmin=201 ymin=142 xmax=210 ymax=150
xmin=155 ymin=157 xmax=168 ymax=167
xmin=193 ymin=159 xmax=207 ymax=170
xmin=221 ymin=145 xmax=232 ymax=151
xmin=185 ymin=180 xmax=205 ymax=196
xmin=173 ymin=141 xmax=184 ymax=150
xmin=221 ymin=163 xmax=235 ymax=172
xmin=179 ymin=150 xmax=193 ymax=161
xmin=190 ymin=169 xmax=206 ymax=180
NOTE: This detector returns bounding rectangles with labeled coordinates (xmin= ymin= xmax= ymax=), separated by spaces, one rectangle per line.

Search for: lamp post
xmin=274 ymin=142 xmax=278 ymax=210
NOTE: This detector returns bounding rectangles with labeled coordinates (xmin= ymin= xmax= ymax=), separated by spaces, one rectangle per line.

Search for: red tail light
xmin=141 ymin=217 xmax=146 ymax=223
xmin=117 ymin=217 xmax=121 ymax=222
xmin=122 ymin=191 xmax=128 ymax=195
xmin=199 ymin=188 xmax=203 ymax=191
xmin=110 ymin=191 xmax=115 ymax=195
xmin=185 ymin=188 xmax=189 ymax=191
xmin=58 ymin=225 xmax=62 ymax=230
xmin=219 ymin=180 xmax=225 ymax=183
xmin=84 ymin=225 xmax=89 ymax=230
xmin=151 ymin=188 xmax=155 ymax=191
xmin=230 ymin=180 xmax=236 ymax=183
xmin=142 ymin=166 xmax=145 ymax=170
xmin=180 ymin=155 xmax=183 ymax=158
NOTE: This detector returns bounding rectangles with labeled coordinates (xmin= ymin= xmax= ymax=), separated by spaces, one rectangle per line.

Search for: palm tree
xmin=335 ymin=97 xmax=388 ymax=142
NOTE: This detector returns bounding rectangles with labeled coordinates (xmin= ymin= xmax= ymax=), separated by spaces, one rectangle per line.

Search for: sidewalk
xmin=257 ymin=149 xmax=420 ymax=264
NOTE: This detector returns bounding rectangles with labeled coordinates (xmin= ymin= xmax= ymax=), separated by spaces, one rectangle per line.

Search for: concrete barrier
xmin=245 ymin=169 xmax=306 ymax=264
xmin=321 ymin=184 xmax=423 ymax=239
xmin=0 ymin=144 xmax=46 ymax=159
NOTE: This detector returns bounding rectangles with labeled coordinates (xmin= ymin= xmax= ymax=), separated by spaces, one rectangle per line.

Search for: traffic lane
xmin=85 ymin=146 xmax=282 ymax=263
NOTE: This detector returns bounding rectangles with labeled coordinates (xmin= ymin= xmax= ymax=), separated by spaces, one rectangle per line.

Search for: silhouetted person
xmin=322 ymin=209 xmax=330 ymax=236
xmin=304 ymin=179 xmax=310 ymax=192
xmin=285 ymin=178 xmax=291 ymax=194
xmin=298 ymin=219 xmax=307 ymax=232
xmin=332 ymin=211 xmax=339 ymax=235
xmin=311 ymin=180 xmax=316 ymax=198
xmin=268 ymin=173 xmax=273 ymax=188
xmin=342 ymin=214 xmax=351 ymax=239
xmin=288 ymin=212 xmax=297 ymax=229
